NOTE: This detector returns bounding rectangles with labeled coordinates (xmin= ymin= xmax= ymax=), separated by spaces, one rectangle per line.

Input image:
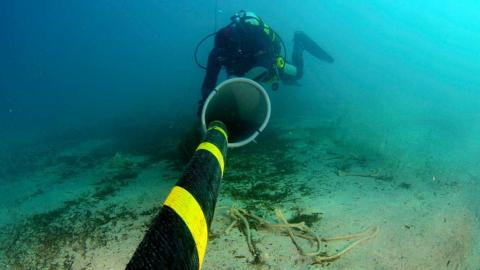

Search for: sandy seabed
xmin=0 ymin=117 xmax=478 ymax=270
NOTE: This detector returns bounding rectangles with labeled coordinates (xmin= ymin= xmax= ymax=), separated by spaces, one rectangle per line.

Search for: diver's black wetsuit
xmin=200 ymin=23 xmax=305 ymax=101
xmin=199 ymin=17 xmax=334 ymax=109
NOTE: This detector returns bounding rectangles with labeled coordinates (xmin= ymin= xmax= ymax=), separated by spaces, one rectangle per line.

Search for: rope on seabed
xmin=225 ymin=206 xmax=379 ymax=264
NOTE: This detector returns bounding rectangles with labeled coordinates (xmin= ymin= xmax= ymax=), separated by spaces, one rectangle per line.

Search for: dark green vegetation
xmin=0 ymin=125 xmax=182 ymax=268
xmin=0 ymin=149 xmax=161 ymax=268
xmin=92 ymin=153 xmax=140 ymax=200
xmin=0 ymin=118 xmax=193 ymax=263
xmin=0 ymin=194 xmax=160 ymax=269
xmin=398 ymin=182 xmax=412 ymax=189
xmin=0 ymin=120 xmax=396 ymax=268
xmin=219 ymin=123 xmax=396 ymax=222
xmin=288 ymin=207 xmax=323 ymax=227
xmin=221 ymin=128 xmax=308 ymax=211
xmin=221 ymin=126 xmax=377 ymax=205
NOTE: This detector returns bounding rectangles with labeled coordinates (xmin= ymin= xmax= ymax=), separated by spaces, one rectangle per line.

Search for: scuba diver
xmin=196 ymin=10 xmax=334 ymax=115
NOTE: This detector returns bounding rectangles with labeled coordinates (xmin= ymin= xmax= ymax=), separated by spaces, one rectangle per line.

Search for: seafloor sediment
xmin=0 ymin=117 xmax=478 ymax=269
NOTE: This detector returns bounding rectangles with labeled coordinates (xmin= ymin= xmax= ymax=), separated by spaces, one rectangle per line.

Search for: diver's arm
xmin=201 ymin=48 xmax=222 ymax=101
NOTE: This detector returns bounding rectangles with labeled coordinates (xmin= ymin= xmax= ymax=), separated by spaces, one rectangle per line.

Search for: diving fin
xmin=294 ymin=31 xmax=334 ymax=63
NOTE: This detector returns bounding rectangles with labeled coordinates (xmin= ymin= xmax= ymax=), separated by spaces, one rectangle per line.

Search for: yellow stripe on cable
xmin=208 ymin=126 xmax=228 ymax=142
xmin=196 ymin=142 xmax=224 ymax=176
xmin=163 ymin=186 xmax=208 ymax=270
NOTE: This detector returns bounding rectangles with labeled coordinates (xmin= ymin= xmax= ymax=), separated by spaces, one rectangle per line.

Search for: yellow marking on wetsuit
xmin=163 ymin=186 xmax=208 ymax=270
xmin=263 ymin=24 xmax=270 ymax=35
xmin=196 ymin=142 xmax=224 ymax=176
xmin=208 ymin=126 xmax=228 ymax=142
xmin=276 ymin=57 xmax=285 ymax=69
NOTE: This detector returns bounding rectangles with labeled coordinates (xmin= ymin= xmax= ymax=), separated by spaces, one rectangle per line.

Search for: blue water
xmin=1 ymin=1 xmax=479 ymax=268
xmin=2 ymin=1 xmax=479 ymax=156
